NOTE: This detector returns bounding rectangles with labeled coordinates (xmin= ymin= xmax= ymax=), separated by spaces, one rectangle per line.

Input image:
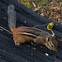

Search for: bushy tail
xmin=8 ymin=4 xmax=16 ymax=32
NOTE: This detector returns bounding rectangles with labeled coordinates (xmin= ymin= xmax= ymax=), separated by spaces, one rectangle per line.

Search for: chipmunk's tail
xmin=8 ymin=4 xmax=16 ymax=32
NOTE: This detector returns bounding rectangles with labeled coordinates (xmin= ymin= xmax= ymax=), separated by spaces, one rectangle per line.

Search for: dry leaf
xmin=49 ymin=5 xmax=60 ymax=11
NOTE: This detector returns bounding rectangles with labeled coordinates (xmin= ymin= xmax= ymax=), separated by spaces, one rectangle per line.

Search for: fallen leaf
xmin=47 ymin=22 xmax=54 ymax=31
xmin=49 ymin=5 xmax=60 ymax=11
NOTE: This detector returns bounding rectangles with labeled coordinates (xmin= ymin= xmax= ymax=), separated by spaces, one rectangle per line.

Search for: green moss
xmin=21 ymin=0 xmax=32 ymax=8
xmin=40 ymin=0 xmax=48 ymax=8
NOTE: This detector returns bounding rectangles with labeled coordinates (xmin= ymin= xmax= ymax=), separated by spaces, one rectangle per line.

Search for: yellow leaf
xmin=47 ymin=22 xmax=54 ymax=31
xmin=47 ymin=22 xmax=55 ymax=35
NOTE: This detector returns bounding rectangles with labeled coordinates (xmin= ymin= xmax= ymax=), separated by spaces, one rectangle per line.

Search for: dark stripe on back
xmin=19 ymin=26 xmax=51 ymax=36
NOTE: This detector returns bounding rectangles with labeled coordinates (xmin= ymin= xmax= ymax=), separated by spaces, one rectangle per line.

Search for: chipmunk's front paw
xmin=14 ymin=41 xmax=20 ymax=46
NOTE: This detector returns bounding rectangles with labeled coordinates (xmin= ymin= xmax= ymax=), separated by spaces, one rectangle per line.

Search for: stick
xmin=0 ymin=26 xmax=12 ymax=34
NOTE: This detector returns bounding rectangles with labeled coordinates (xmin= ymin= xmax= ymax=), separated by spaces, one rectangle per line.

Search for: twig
xmin=0 ymin=26 xmax=12 ymax=34
xmin=33 ymin=23 xmax=48 ymax=28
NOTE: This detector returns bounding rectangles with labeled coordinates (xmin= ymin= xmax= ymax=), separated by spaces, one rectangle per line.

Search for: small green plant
xmin=40 ymin=0 xmax=48 ymax=8
xmin=47 ymin=22 xmax=55 ymax=35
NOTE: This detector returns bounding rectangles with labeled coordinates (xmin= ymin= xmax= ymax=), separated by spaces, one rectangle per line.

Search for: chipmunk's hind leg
xmin=14 ymin=40 xmax=26 ymax=46
xmin=8 ymin=4 xmax=16 ymax=31
xmin=14 ymin=41 xmax=21 ymax=46
xmin=13 ymin=37 xmax=26 ymax=46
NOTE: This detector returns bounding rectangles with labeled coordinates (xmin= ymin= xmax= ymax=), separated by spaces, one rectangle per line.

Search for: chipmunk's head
xmin=45 ymin=35 xmax=58 ymax=51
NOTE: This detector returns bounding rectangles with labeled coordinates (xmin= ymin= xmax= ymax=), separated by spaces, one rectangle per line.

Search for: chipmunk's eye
xmin=46 ymin=37 xmax=50 ymax=42
xmin=48 ymin=37 xmax=49 ymax=41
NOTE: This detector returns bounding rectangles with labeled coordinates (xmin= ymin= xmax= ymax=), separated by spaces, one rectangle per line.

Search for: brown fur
xmin=11 ymin=26 xmax=58 ymax=51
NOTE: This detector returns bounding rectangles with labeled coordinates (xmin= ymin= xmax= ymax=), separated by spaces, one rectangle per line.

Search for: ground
xmin=17 ymin=0 xmax=62 ymax=24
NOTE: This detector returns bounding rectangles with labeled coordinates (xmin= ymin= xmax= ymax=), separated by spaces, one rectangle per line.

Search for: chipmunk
xmin=8 ymin=4 xmax=58 ymax=51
